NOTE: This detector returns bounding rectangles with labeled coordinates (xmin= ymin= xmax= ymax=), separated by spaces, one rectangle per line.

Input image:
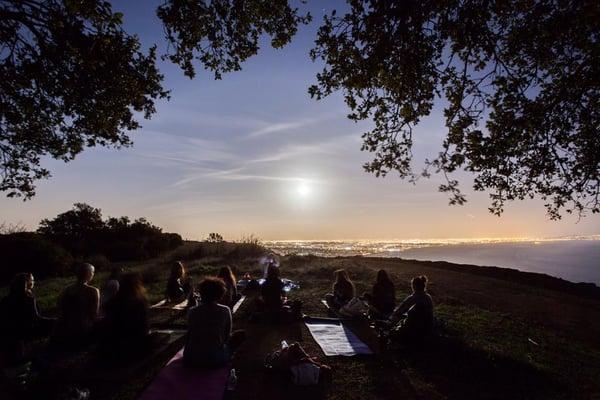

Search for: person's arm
xmin=224 ymin=307 xmax=232 ymax=342
xmin=389 ymin=294 xmax=415 ymax=323
xmin=90 ymin=288 xmax=100 ymax=321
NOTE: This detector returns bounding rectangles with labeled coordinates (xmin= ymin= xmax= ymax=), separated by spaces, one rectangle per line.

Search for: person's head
xmin=376 ymin=269 xmax=392 ymax=285
xmin=9 ymin=273 xmax=34 ymax=297
xmin=199 ymin=277 xmax=226 ymax=304
xmin=217 ymin=266 xmax=236 ymax=285
xmin=108 ymin=266 xmax=123 ymax=281
xmin=334 ymin=269 xmax=351 ymax=283
xmin=170 ymin=261 xmax=185 ymax=280
xmin=411 ymin=275 xmax=428 ymax=293
xmin=117 ymin=272 xmax=147 ymax=302
xmin=266 ymin=264 xmax=280 ymax=281
xmin=76 ymin=263 xmax=95 ymax=284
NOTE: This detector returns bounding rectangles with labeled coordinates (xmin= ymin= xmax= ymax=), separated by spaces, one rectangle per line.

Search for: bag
xmin=339 ymin=297 xmax=368 ymax=317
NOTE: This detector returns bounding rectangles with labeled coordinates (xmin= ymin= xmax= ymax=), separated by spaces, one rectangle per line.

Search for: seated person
xmin=51 ymin=263 xmax=100 ymax=348
xmin=388 ymin=275 xmax=434 ymax=343
xmin=260 ymin=265 xmax=286 ymax=311
xmin=217 ymin=266 xmax=241 ymax=309
xmin=183 ymin=278 xmax=245 ymax=368
xmin=324 ymin=269 xmax=355 ymax=310
xmin=363 ymin=269 xmax=396 ymax=318
xmin=165 ymin=261 xmax=193 ymax=303
xmin=100 ymin=267 xmax=122 ymax=313
xmin=0 ymin=273 xmax=54 ymax=366
xmin=258 ymin=266 xmax=302 ymax=321
xmin=98 ymin=273 xmax=151 ymax=362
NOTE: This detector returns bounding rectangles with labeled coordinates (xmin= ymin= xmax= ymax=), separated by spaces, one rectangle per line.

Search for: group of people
xmin=325 ymin=268 xmax=435 ymax=342
xmin=1 ymin=259 xmax=434 ymax=376
xmin=0 ymin=261 xmax=248 ymax=369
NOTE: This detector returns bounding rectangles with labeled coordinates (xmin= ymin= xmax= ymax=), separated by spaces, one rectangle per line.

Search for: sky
xmin=1 ymin=1 xmax=599 ymax=241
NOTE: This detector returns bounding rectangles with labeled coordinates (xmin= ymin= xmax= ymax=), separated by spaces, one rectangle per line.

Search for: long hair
xmin=117 ymin=273 xmax=147 ymax=304
xmin=334 ymin=269 xmax=351 ymax=284
xmin=217 ymin=266 xmax=236 ymax=287
xmin=376 ymin=269 xmax=393 ymax=286
xmin=170 ymin=261 xmax=186 ymax=281
xmin=9 ymin=273 xmax=32 ymax=298
xmin=334 ymin=268 xmax=354 ymax=288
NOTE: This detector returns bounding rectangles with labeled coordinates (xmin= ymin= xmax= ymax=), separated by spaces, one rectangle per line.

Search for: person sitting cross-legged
xmin=362 ymin=269 xmax=396 ymax=319
xmin=98 ymin=273 xmax=152 ymax=362
xmin=387 ymin=275 xmax=434 ymax=344
xmin=324 ymin=269 xmax=355 ymax=310
xmin=0 ymin=273 xmax=54 ymax=366
xmin=183 ymin=278 xmax=245 ymax=369
xmin=51 ymin=263 xmax=100 ymax=349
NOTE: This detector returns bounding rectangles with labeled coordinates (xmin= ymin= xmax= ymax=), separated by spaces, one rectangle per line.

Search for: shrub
xmin=0 ymin=232 xmax=73 ymax=283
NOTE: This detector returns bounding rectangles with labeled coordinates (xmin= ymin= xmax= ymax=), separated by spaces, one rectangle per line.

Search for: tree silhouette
xmin=309 ymin=1 xmax=600 ymax=219
xmin=3 ymin=0 xmax=599 ymax=219
xmin=1 ymin=0 xmax=167 ymax=198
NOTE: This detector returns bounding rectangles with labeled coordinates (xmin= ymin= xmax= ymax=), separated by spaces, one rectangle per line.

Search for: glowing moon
xmin=297 ymin=182 xmax=310 ymax=197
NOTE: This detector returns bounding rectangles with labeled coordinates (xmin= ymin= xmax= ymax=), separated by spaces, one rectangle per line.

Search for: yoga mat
xmin=150 ymin=299 xmax=189 ymax=310
xmin=305 ymin=317 xmax=373 ymax=357
xmin=137 ymin=349 xmax=230 ymax=400
xmin=232 ymin=295 xmax=246 ymax=314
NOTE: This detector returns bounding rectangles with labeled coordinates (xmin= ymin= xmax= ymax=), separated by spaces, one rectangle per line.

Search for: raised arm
xmin=389 ymin=294 xmax=416 ymax=323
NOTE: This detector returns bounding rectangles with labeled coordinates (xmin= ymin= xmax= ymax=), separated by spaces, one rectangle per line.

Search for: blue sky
xmin=1 ymin=1 xmax=599 ymax=240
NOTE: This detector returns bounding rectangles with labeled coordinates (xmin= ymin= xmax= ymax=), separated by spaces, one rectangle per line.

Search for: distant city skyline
xmin=1 ymin=0 xmax=599 ymax=241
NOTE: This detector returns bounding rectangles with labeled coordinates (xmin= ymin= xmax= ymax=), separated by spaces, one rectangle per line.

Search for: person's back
xmin=184 ymin=302 xmax=231 ymax=367
xmin=261 ymin=277 xmax=284 ymax=310
xmin=404 ymin=291 xmax=433 ymax=333
xmin=52 ymin=263 xmax=99 ymax=346
xmin=372 ymin=280 xmax=396 ymax=315
xmin=100 ymin=273 xmax=149 ymax=360
xmin=333 ymin=279 xmax=354 ymax=304
xmin=55 ymin=283 xmax=99 ymax=338
xmin=391 ymin=276 xmax=434 ymax=341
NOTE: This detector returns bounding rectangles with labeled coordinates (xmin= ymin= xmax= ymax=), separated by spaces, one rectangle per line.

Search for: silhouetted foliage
xmin=0 ymin=232 xmax=73 ymax=282
xmin=206 ymin=232 xmax=224 ymax=243
xmin=309 ymin=1 xmax=600 ymax=219
xmin=0 ymin=0 xmax=168 ymax=198
xmin=3 ymin=1 xmax=599 ymax=220
xmin=156 ymin=0 xmax=311 ymax=79
xmin=37 ymin=203 xmax=183 ymax=261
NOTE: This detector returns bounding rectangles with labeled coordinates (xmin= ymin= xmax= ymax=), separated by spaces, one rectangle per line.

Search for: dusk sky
xmin=1 ymin=0 xmax=599 ymax=241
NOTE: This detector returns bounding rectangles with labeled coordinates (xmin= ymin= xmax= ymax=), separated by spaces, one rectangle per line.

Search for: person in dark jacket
xmin=0 ymin=273 xmax=54 ymax=366
xmin=363 ymin=269 xmax=396 ymax=318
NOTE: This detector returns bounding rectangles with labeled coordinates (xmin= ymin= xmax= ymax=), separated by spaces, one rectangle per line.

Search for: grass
xmin=2 ymin=244 xmax=600 ymax=400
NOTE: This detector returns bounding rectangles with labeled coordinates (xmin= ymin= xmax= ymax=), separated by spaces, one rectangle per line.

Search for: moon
xmin=297 ymin=182 xmax=310 ymax=197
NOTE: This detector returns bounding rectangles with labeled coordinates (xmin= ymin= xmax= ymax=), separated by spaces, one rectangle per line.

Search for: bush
xmin=37 ymin=203 xmax=184 ymax=262
xmin=0 ymin=232 xmax=74 ymax=283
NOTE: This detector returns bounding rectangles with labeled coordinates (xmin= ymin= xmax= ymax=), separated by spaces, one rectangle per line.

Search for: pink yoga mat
xmin=138 ymin=349 xmax=230 ymax=400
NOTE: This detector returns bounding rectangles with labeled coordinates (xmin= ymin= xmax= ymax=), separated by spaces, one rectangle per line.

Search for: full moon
xmin=297 ymin=182 xmax=310 ymax=197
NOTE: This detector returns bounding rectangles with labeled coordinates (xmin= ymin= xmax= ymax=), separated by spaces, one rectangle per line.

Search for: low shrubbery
xmin=0 ymin=232 xmax=74 ymax=282
xmin=0 ymin=203 xmax=184 ymax=283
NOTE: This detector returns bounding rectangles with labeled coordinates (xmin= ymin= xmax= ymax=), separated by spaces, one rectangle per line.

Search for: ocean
xmin=264 ymin=237 xmax=600 ymax=285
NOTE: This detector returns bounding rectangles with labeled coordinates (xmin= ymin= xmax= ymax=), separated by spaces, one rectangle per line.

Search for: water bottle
xmin=227 ymin=368 xmax=237 ymax=391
